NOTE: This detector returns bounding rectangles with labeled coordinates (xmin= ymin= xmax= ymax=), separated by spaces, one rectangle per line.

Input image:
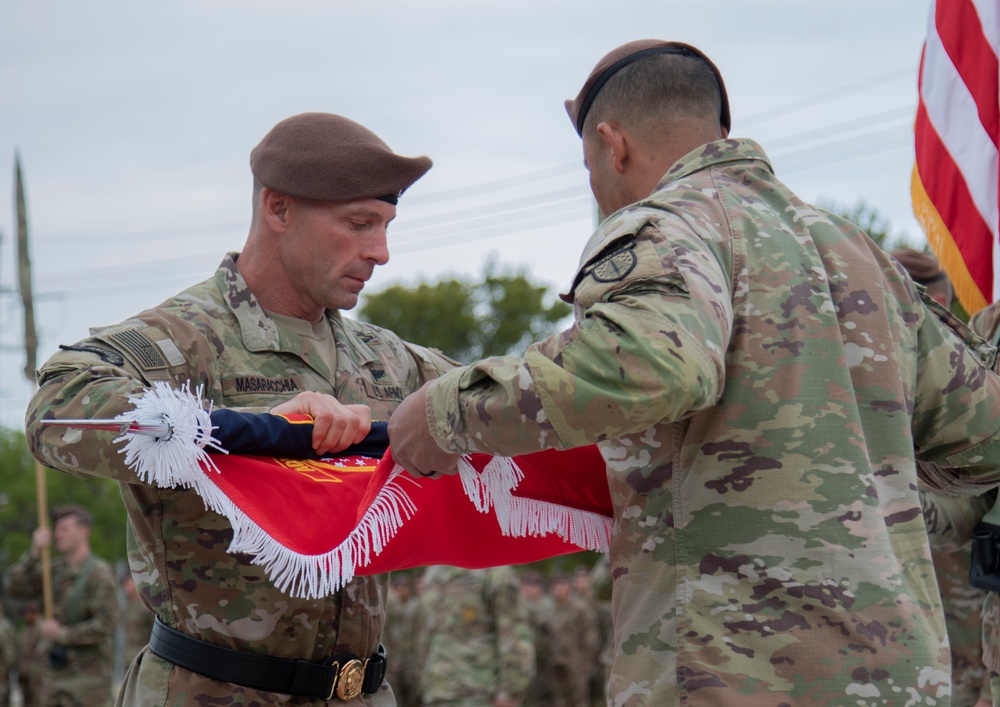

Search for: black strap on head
xmin=375 ymin=194 xmax=399 ymax=205
xmin=575 ymin=45 xmax=713 ymax=136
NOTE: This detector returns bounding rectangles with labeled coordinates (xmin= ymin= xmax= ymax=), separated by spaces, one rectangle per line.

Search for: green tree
xmin=359 ymin=256 xmax=572 ymax=362
xmin=0 ymin=427 xmax=128 ymax=578
xmin=818 ymin=198 xmax=917 ymax=252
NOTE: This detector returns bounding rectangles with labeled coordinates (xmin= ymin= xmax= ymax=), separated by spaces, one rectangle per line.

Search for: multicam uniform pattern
xmin=6 ymin=552 xmax=119 ymax=706
xmin=963 ymin=301 xmax=1000 ymax=707
xmin=420 ymin=139 xmax=1000 ymax=706
xmin=24 ymin=253 xmax=456 ymax=706
xmin=418 ymin=566 xmax=535 ymax=706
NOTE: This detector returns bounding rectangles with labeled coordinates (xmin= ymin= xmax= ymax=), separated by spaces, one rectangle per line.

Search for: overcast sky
xmin=0 ymin=0 xmax=932 ymax=429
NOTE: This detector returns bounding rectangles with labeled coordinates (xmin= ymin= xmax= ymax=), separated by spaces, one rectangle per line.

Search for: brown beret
xmin=52 ymin=503 xmax=92 ymax=526
xmin=564 ymin=39 xmax=731 ymax=136
xmin=250 ymin=113 xmax=432 ymax=204
xmin=891 ymin=248 xmax=949 ymax=285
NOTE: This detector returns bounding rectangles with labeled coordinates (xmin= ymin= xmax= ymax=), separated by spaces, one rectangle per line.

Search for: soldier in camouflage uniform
xmin=418 ymin=566 xmax=534 ymax=706
xmin=948 ymin=299 xmax=1000 ymax=707
xmin=385 ymin=575 xmax=421 ymax=707
xmin=5 ymin=505 xmax=119 ymax=706
xmin=16 ymin=602 xmax=45 ymax=707
xmin=388 ymin=40 xmax=1000 ymax=705
xmin=892 ymin=248 xmax=990 ymax=707
xmin=0 ymin=602 xmax=16 ymax=707
xmin=518 ymin=573 xmax=553 ymax=707
xmin=584 ymin=559 xmax=612 ymax=707
xmin=119 ymin=574 xmax=153 ymax=669
xmin=23 ymin=113 xmax=456 ymax=706
xmin=545 ymin=575 xmax=596 ymax=707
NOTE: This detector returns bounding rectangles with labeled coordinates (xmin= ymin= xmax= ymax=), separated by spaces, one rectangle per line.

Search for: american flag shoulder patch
xmin=106 ymin=328 xmax=168 ymax=370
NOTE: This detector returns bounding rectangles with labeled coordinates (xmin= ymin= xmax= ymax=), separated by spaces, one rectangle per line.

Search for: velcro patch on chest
xmin=222 ymin=375 xmax=305 ymax=397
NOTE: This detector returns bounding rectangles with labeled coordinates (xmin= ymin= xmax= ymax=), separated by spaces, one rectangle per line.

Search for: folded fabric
xmin=111 ymin=382 xmax=613 ymax=598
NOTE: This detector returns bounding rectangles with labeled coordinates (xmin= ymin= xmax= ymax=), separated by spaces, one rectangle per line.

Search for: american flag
xmin=912 ymin=0 xmax=1000 ymax=314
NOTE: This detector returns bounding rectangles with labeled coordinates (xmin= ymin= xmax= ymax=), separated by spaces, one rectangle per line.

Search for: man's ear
xmin=596 ymin=122 xmax=629 ymax=174
xmin=260 ymin=187 xmax=291 ymax=231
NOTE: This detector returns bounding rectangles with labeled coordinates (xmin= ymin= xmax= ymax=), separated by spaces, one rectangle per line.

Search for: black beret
xmin=565 ymin=39 xmax=731 ymax=136
xmin=250 ymin=112 xmax=432 ymax=203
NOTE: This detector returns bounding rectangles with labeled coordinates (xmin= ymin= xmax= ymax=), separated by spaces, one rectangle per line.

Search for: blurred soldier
xmin=22 ymin=112 xmax=455 ymax=706
xmin=948 ymin=298 xmax=1000 ymax=707
xmin=388 ymin=38 xmax=1000 ymax=705
xmin=15 ymin=602 xmax=44 ymax=707
xmin=119 ymin=575 xmax=153 ymax=669
xmin=570 ymin=565 xmax=604 ymax=707
xmin=0 ymin=602 xmax=16 ymax=707
xmin=546 ymin=575 xmax=597 ymax=707
xmin=891 ymin=247 xmax=955 ymax=309
xmin=385 ymin=574 xmax=420 ymax=707
xmin=519 ymin=572 xmax=553 ymax=707
xmin=893 ymin=247 xmax=990 ymax=707
xmin=5 ymin=504 xmax=119 ymax=706
xmin=586 ymin=558 xmax=613 ymax=707
xmin=420 ymin=566 xmax=534 ymax=707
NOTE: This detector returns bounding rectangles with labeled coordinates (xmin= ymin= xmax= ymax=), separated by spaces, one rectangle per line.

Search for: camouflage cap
xmin=250 ymin=112 xmax=432 ymax=204
xmin=564 ymin=39 xmax=731 ymax=136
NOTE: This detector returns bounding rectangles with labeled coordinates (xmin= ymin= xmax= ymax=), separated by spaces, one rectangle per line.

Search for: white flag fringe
xmin=111 ymin=383 xmax=610 ymax=599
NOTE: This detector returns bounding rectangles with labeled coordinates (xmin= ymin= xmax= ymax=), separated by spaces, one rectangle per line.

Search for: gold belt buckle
xmin=335 ymin=658 xmax=366 ymax=701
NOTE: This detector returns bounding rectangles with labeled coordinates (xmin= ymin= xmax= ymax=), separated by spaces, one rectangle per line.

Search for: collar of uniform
xmin=330 ymin=312 xmax=382 ymax=368
xmin=215 ymin=252 xmax=282 ymax=352
xmin=653 ymin=137 xmax=773 ymax=194
xmin=561 ymin=139 xmax=773 ymax=302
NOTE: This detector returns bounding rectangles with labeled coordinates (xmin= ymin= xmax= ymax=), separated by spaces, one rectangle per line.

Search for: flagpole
xmin=16 ymin=150 xmax=53 ymax=621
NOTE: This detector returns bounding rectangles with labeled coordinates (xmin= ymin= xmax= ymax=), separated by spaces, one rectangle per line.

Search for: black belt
xmin=149 ymin=616 xmax=386 ymax=701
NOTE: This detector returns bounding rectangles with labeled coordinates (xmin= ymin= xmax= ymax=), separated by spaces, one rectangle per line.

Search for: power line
xmin=739 ymin=66 xmax=915 ymax=127
xmin=19 ymin=68 xmax=922 ymax=300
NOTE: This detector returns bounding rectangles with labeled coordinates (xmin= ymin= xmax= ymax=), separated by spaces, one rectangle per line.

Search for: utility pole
xmin=16 ymin=151 xmax=38 ymax=380
xmin=15 ymin=150 xmax=53 ymax=621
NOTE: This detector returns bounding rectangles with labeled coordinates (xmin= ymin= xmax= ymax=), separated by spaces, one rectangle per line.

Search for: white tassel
xmin=114 ymin=381 xmax=222 ymax=487
xmin=458 ymin=453 xmax=612 ymax=552
xmin=458 ymin=455 xmax=522 ymax=513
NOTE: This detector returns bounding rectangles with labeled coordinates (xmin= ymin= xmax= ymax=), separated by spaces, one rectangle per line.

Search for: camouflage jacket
xmin=24 ymin=253 xmax=456 ymax=706
xmin=0 ymin=615 xmax=15 ymax=680
xmin=422 ymin=139 xmax=1000 ymax=705
xmin=6 ymin=550 xmax=118 ymax=676
xmin=419 ymin=566 xmax=535 ymax=703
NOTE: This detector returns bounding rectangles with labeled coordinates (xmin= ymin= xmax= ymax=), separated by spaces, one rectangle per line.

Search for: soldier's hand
xmin=493 ymin=693 xmax=519 ymax=707
xmin=387 ymin=384 xmax=459 ymax=477
xmin=271 ymin=392 xmax=372 ymax=456
xmin=40 ymin=618 xmax=63 ymax=642
xmin=31 ymin=527 xmax=52 ymax=557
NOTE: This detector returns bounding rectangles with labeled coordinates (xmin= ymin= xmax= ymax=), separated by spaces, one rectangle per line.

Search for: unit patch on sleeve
xmin=57 ymin=344 xmax=126 ymax=367
xmin=587 ymin=238 xmax=638 ymax=283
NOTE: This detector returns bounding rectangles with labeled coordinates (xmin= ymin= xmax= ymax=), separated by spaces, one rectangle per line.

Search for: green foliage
xmin=817 ymin=198 xmax=916 ymax=252
xmin=359 ymin=256 xmax=572 ymax=362
xmin=0 ymin=427 xmax=128 ymax=577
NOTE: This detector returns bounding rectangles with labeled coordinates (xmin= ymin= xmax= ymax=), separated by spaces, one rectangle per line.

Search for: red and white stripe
xmin=913 ymin=0 xmax=1000 ymax=313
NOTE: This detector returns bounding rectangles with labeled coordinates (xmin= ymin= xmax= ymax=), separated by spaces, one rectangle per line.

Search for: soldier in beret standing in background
xmin=23 ymin=112 xmax=458 ymax=706
xmin=388 ymin=40 xmax=1000 ymax=705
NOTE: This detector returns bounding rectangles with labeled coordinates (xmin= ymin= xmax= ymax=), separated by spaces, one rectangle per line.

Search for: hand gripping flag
xmin=63 ymin=382 xmax=612 ymax=599
xmin=912 ymin=0 xmax=1000 ymax=314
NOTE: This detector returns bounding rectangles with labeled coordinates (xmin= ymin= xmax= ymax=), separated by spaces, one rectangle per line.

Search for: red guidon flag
xmin=113 ymin=383 xmax=612 ymax=599
xmin=912 ymin=0 xmax=1000 ymax=314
